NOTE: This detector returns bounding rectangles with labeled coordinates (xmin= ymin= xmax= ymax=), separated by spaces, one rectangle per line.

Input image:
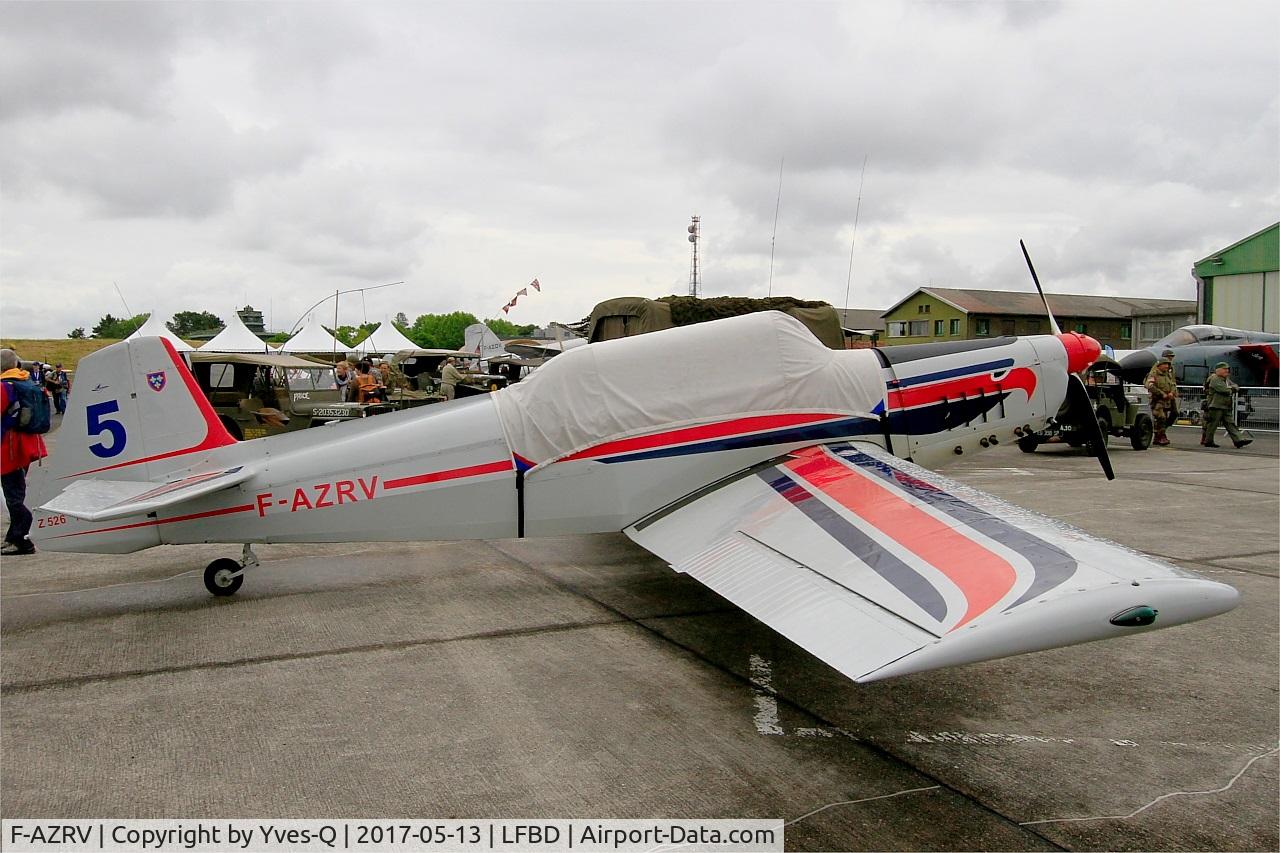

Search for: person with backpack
xmin=1 ymin=349 xmax=50 ymax=555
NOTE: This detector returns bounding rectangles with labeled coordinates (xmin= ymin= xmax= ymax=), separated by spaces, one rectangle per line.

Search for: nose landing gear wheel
xmin=204 ymin=558 xmax=244 ymax=596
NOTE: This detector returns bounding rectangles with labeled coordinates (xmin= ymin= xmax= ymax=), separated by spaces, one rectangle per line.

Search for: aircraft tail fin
xmin=464 ymin=323 xmax=507 ymax=361
xmin=49 ymin=337 xmax=237 ymax=486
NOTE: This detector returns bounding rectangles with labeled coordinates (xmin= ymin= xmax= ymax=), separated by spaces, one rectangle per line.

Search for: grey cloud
xmin=229 ymin=165 xmax=428 ymax=282
xmin=0 ymin=3 xmax=186 ymax=121
xmin=1 ymin=1 xmax=1276 ymax=339
xmin=3 ymin=107 xmax=311 ymax=218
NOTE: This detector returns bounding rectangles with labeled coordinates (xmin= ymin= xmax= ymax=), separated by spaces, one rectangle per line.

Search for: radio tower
xmin=687 ymin=215 xmax=701 ymax=297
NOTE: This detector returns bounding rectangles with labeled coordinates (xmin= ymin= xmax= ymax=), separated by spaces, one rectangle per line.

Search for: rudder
xmin=49 ymin=337 xmax=236 ymax=485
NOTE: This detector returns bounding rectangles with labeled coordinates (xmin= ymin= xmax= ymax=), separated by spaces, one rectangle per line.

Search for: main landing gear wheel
xmin=204 ymin=558 xmax=243 ymax=596
xmin=1017 ymin=434 xmax=1040 ymax=453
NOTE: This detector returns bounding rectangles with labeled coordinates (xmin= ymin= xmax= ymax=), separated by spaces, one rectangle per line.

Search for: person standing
xmin=439 ymin=357 xmax=465 ymax=401
xmin=1 ymin=349 xmax=49 ymax=555
xmin=45 ymin=363 xmax=68 ymax=416
xmin=1144 ymin=357 xmax=1178 ymax=446
xmin=1201 ymin=362 xmax=1252 ymax=449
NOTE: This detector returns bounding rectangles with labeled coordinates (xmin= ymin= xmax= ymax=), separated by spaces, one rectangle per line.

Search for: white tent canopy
xmin=125 ymin=313 xmax=193 ymax=352
xmin=356 ymin=318 xmax=417 ymax=355
xmin=199 ymin=312 xmax=275 ymax=352
xmin=280 ymin=314 xmax=346 ymax=354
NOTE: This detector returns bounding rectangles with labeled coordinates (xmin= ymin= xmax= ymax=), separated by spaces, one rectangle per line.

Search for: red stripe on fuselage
xmin=784 ymin=447 xmax=1016 ymax=629
xmin=888 ymin=367 xmax=1037 ymax=411
xmin=560 ymin=413 xmax=850 ymax=462
xmin=383 ymin=459 xmax=513 ymax=490
xmin=50 ymin=503 xmax=257 ymax=539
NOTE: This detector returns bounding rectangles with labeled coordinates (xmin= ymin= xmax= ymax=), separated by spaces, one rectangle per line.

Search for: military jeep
xmin=1019 ymin=356 xmax=1154 ymax=453
xmin=189 ymin=352 xmax=392 ymax=441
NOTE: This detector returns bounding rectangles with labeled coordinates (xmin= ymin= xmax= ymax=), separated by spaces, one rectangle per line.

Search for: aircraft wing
xmin=41 ymin=466 xmax=255 ymax=522
xmin=625 ymin=441 xmax=1237 ymax=682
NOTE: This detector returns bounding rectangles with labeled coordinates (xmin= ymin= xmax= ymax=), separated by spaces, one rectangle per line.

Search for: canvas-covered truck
xmin=387 ymin=349 xmax=509 ymax=398
xmin=189 ymin=352 xmax=392 ymax=440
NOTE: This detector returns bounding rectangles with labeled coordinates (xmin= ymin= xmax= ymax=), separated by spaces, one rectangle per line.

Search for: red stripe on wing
xmin=784 ymin=447 xmax=1016 ymax=629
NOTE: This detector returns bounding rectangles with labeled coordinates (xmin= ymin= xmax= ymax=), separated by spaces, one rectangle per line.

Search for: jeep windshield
xmin=284 ymin=367 xmax=338 ymax=392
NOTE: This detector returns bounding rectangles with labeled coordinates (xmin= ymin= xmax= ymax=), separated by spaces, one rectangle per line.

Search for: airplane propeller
xmin=1064 ymin=373 xmax=1116 ymax=480
xmin=1020 ymin=240 xmax=1062 ymax=336
xmin=1019 ymin=239 xmax=1115 ymax=481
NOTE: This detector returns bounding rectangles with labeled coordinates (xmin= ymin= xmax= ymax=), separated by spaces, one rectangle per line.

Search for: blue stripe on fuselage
xmin=598 ymin=417 xmax=881 ymax=464
xmin=894 ymin=358 xmax=1015 ymax=388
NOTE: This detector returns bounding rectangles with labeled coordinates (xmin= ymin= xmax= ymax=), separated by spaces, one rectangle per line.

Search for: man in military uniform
xmin=1201 ymin=362 xmax=1252 ymax=449
xmin=439 ymin=357 xmax=466 ymax=401
xmin=1144 ymin=356 xmax=1178 ymax=446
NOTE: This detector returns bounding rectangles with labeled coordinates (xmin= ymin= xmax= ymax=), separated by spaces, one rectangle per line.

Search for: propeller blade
xmin=1020 ymin=240 xmax=1062 ymax=336
xmin=1065 ymin=373 xmax=1115 ymax=480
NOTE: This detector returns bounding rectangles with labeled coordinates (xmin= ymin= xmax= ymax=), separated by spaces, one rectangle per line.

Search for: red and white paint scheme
xmin=32 ymin=311 xmax=1237 ymax=682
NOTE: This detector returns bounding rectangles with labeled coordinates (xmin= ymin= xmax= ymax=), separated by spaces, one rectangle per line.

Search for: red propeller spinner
xmin=1055 ymin=331 xmax=1102 ymax=375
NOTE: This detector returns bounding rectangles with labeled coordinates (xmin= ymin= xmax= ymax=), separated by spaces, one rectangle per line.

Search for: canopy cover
xmin=280 ymin=315 xmax=346 ymax=354
xmin=125 ymin=313 xmax=194 ymax=351
xmin=586 ymin=295 xmax=845 ymax=349
xmin=494 ymin=311 xmax=885 ymax=469
xmin=200 ymin=312 xmax=275 ymax=352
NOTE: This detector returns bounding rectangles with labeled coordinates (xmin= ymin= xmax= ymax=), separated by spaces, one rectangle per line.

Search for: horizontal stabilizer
xmin=41 ymin=466 xmax=254 ymax=522
xmin=626 ymin=441 xmax=1237 ymax=681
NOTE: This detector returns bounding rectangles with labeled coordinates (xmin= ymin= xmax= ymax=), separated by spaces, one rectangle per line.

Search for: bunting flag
xmin=499 ymin=278 xmax=542 ymax=315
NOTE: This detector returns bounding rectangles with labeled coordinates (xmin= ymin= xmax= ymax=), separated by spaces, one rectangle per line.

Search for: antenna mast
xmin=842 ymin=154 xmax=869 ymax=316
xmin=687 ymin=215 xmax=701 ymax=297
xmin=768 ymin=157 xmax=784 ymax=296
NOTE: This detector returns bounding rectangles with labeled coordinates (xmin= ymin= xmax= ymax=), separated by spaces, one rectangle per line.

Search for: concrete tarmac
xmin=2 ymin=422 xmax=1276 ymax=851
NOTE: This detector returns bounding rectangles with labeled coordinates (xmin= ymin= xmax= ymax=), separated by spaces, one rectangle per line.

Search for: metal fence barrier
xmin=1174 ymin=385 xmax=1279 ymax=432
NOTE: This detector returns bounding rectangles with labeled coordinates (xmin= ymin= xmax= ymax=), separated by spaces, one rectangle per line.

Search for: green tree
xmin=328 ymin=322 xmax=379 ymax=347
xmin=167 ymin=310 xmax=223 ymax=337
xmin=394 ymin=312 xmax=410 ymax=328
xmin=409 ymin=311 xmax=479 ymax=349
xmin=91 ymin=313 xmax=149 ymax=339
xmin=483 ymin=318 xmax=536 ymax=338
xmin=67 ymin=327 xmax=86 ymax=339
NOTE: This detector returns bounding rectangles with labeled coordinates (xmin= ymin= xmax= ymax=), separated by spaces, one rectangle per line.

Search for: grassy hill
xmin=0 ymin=338 xmax=200 ymax=371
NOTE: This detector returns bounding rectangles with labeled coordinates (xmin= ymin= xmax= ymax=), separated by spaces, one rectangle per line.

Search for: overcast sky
xmin=2 ymin=1 xmax=1276 ymax=339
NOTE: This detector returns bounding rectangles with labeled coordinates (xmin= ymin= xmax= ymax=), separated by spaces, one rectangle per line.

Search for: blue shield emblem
xmin=146 ymin=371 xmax=167 ymax=392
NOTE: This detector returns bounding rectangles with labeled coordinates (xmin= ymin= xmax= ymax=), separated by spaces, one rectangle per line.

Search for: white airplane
xmin=463 ymin=322 xmax=508 ymax=363
xmin=30 ymin=304 xmax=1238 ymax=683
